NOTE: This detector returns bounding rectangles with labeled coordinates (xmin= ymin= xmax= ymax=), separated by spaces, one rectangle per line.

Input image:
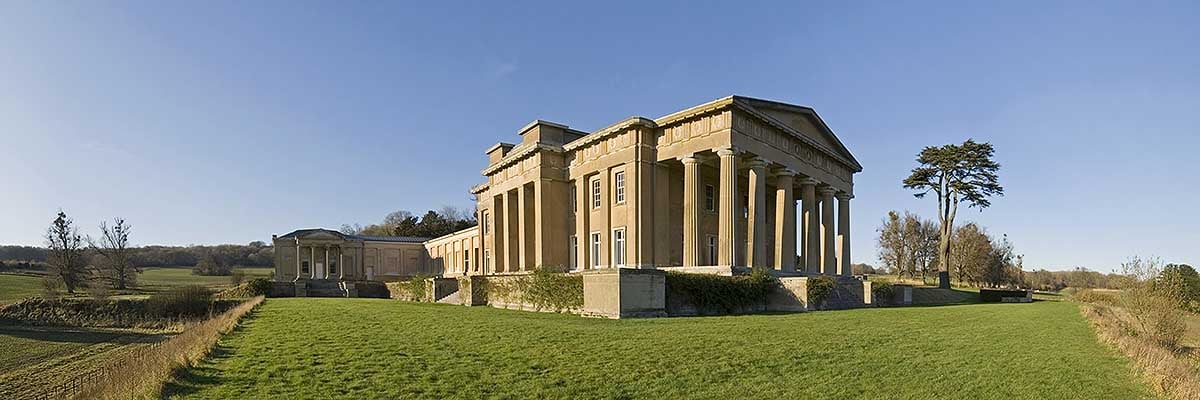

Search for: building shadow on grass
xmin=160 ymin=344 xmax=236 ymax=397
xmin=0 ymin=325 xmax=169 ymax=344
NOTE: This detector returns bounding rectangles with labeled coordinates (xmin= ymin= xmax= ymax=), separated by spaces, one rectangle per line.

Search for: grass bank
xmin=167 ymin=299 xmax=1150 ymax=399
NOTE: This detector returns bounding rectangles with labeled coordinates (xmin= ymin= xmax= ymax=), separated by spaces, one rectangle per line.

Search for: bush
xmin=666 ymin=268 xmax=777 ymax=314
xmin=872 ymin=282 xmax=894 ymax=306
xmin=387 ymin=275 xmax=430 ymax=302
xmin=807 ymin=275 xmax=837 ymax=308
xmin=193 ymin=257 xmax=233 ymax=276
xmin=216 ymin=278 xmax=274 ymax=299
xmin=230 ymin=270 xmax=246 ymax=285
xmin=147 ymin=285 xmax=214 ymax=319
xmin=525 ymin=268 xmax=583 ymax=312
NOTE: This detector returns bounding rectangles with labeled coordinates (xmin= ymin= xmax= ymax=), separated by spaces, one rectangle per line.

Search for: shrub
xmin=871 ymin=282 xmax=894 ymax=306
xmin=388 ymin=275 xmax=430 ymax=301
xmin=807 ymin=275 xmax=837 ymax=308
xmin=147 ymin=285 xmax=213 ymax=319
xmin=666 ymin=268 xmax=777 ymax=314
xmin=216 ymin=278 xmax=273 ymax=299
xmin=230 ymin=270 xmax=246 ymax=285
xmin=41 ymin=276 xmax=62 ymax=301
xmin=525 ymin=268 xmax=583 ymax=312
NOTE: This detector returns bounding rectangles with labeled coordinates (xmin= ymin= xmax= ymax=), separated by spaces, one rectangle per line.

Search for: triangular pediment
xmin=734 ymin=97 xmax=862 ymax=171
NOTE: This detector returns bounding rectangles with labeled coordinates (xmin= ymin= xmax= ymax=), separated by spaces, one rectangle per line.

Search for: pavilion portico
xmin=669 ymin=146 xmax=853 ymax=275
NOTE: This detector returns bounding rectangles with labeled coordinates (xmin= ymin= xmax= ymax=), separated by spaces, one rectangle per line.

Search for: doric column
xmin=294 ymin=242 xmax=301 ymax=281
xmin=717 ymin=147 xmax=740 ymax=266
xmin=309 ymin=246 xmax=317 ymax=279
xmin=338 ymin=249 xmax=345 ymax=280
xmin=746 ymin=158 xmax=768 ymax=268
xmin=575 ymin=178 xmax=590 ymax=269
xmin=517 ymin=184 xmax=529 ymax=271
xmin=774 ymin=170 xmax=796 ymax=272
xmin=324 ymin=246 xmax=330 ymax=279
xmin=502 ymin=190 xmax=514 ymax=273
xmin=799 ymin=178 xmax=820 ymax=274
xmin=681 ymin=155 xmax=702 ymax=267
xmin=837 ymin=193 xmax=853 ymax=276
xmin=819 ymin=186 xmax=837 ymax=275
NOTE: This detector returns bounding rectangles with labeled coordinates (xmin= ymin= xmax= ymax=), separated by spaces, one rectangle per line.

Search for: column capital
xmin=797 ymin=177 xmax=820 ymax=186
xmin=715 ymin=146 xmax=738 ymax=157
xmin=818 ymin=185 xmax=838 ymax=196
xmin=679 ymin=155 xmax=700 ymax=165
xmin=835 ymin=192 xmax=854 ymax=201
xmin=743 ymin=157 xmax=767 ymax=170
xmin=772 ymin=168 xmax=797 ymax=178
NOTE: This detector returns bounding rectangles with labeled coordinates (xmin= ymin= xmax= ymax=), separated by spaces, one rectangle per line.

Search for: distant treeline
xmin=0 ymin=242 xmax=274 ymax=269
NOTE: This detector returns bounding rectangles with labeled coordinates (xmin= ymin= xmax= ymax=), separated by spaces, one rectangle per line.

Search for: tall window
xmin=614 ymin=171 xmax=626 ymax=204
xmin=706 ymin=235 xmax=718 ymax=265
xmin=482 ymin=211 xmax=490 ymax=233
xmin=591 ymin=178 xmax=602 ymax=209
xmin=569 ymin=235 xmax=578 ymax=270
xmin=590 ymin=232 xmax=602 ymax=267
xmin=570 ymin=183 xmax=577 ymax=212
xmin=705 ymin=184 xmax=716 ymax=212
xmin=612 ymin=228 xmax=626 ymax=267
xmin=463 ymin=249 xmax=470 ymax=272
xmin=329 ymin=260 xmax=337 ymax=274
xmin=484 ymin=249 xmax=490 ymax=272
xmin=302 ymin=260 xmax=310 ymax=274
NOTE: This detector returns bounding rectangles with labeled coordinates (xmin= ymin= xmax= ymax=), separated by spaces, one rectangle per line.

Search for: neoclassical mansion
xmin=274 ymin=96 xmax=861 ymax=287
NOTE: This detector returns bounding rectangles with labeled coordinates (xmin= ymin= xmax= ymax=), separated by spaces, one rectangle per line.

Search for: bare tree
xmin=88 ymin=218 xmax=140 ymax=290
xmin=903 ymin=139 xmax=1004 ymax=288
xmin=45 ymin=210 xmax=88 ymax=294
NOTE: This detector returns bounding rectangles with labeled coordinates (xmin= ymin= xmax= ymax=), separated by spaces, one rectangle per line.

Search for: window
xmin=705 ymin=185 xmax=716 ymax=212
xmin=743 ymin=195 xmax=749 ymax=218
xmin=484 ymin=249 xmax=490 ymax=272
xmin=329 ymin=260 xmax=337 ymax=274
xmin=463 ymin=249 xmax=470 ymax=272
xmin=612 ymin=228 xmax=626 ymax=267
xmin=569 ymin=235 xmax=578 ymax=270
xmin=590 ymin=232 xmax=602 ymax=268
xmin=706 ymin=235 xmax=718 ymax=265
xmin=591 ymin=178 xmax=601 ymax=209
xmin=614 ymin=171 xmax=626 ymax=204
xmin=482 ymin=211 xmax=490 ymax=233
xmin=301 ymin=260 xmax=310 ymax=274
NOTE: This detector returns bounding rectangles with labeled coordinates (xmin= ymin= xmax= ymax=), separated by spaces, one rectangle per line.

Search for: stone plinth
xmin=582 ymin=268 xmax=667 ymax=319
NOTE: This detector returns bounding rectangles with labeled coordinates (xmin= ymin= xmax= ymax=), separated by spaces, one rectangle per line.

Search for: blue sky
xmin=1 ymin=1 xmax=1197 ymax=271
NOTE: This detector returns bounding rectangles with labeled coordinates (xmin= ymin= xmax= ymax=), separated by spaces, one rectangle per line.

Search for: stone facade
xmin=472 ymin=95 xmax=860 ymax=276
xmin=273 ymin=95 xmax=862 ymax=302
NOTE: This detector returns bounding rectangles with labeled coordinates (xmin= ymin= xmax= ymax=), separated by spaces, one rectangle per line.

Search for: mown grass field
xmin=0 ymin=266 xmax=274 ymax=304
xmin=0 ymin=273 xmax=43 ymax=304
xmin=166 ymin=299 xmax=1151 ymax=399
xmin=0 ymin=325 xmax=170 ymax=398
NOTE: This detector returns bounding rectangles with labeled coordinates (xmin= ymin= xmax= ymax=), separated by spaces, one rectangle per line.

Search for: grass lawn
xmin=138 ymin=266 xmax=274 ymax=292
xmin=0 ymin=267 xmax=274 ymax=303
xmin=167 ymin=299 xmax=1151 ymax=399
xmin=0 ymin=325 xmax=169 ymax=398
xmin=0 ymin=273 xmax=46 ymax=304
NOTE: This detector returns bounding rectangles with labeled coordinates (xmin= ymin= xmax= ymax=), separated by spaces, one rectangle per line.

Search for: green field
xmin=0 ymin=325 xmax=170 ymax=398
xmin=137 ymin=266 xmax=274 ymax=291
xmin=0 ymin=273 xmax=44 ymax=304
xmin=166 ymin=299 xmax=1150 ymax=399
xmin=0 ymin=267 xmax=274 ymax=304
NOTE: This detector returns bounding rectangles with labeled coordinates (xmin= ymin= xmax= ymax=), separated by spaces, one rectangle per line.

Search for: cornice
xmin=562 ymin=116 xmax=657 ymax=152
xmin=480 ymin=142 xmax=565 ymax=176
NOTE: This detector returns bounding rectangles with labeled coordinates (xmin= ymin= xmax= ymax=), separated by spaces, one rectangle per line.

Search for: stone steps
xmin=304 ymin=280 xmax=347 ymax=298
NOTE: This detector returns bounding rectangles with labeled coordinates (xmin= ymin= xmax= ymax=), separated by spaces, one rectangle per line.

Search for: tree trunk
xmin=937 ymin=228 xmax=952 ymax=289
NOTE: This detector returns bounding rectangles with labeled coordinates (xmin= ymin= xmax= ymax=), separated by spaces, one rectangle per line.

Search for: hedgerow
xmin=665 ymin=268 xmax=776 ymax=314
